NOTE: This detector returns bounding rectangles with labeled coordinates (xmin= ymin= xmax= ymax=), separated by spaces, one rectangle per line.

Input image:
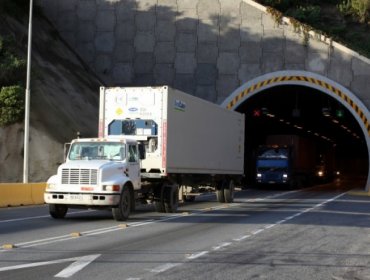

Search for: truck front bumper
xmin=44 ymin=192 xmax=120 ymax=206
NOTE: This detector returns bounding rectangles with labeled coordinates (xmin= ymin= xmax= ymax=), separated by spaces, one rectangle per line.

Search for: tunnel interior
xmin=235 ymin=85 xmax=369 ymax=186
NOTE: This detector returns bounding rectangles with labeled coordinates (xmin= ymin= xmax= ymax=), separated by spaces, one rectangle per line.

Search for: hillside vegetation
xmin=257 ymin=0 xmax=370 ymax=57
xmin=0 ymin=0 xmax=100 ymax=182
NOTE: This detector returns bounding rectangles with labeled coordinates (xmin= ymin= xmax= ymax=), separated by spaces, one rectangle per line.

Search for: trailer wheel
xmin=154 ymin=184 xmax=165 ymax=213
xmin=224 ymin=180 xmax=234 ymax=203
xmin=216 ymin=180 xmax=225 ymax=203
xmin=112 ymin=187 xmax=131 ymax=221
xmin=183 ymin=195 xmax=196 ymax=202
xmin=164 ymin=185 xmax=179 ymax=213
xmin=49 ymin=204 xmax=68 ymax=219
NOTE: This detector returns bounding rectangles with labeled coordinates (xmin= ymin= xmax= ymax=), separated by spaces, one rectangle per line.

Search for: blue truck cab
xmin=256 ymin=145 xmax=291 ymax=184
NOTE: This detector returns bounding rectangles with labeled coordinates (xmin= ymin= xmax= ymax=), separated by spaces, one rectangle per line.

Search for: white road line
xmin=54 ymin=254 xmax=100 ymax=278
xmin=212 ymin=242 xmax=232 ymax=251
xmin=233 ymin=235 xmax=251 ymax=241
xmin=252 ymin=229 xmax=264 ymax=235
xmin=233 ymin=192 xmax=347 ymax=244
xmin=264 ymin=224 xmax=275 ymax=229
xmin=186 ymin=251 xmax=209 ymax=260
xmin=0 ymin=210 xmax=95 ymax=223
xmin=150 ymin=263 xmax=181 ymax=273
xmin=0 ymin=254 xmax=100 ymax=278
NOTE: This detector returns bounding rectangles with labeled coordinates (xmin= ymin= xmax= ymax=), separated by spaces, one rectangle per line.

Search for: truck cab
xmin=44 ymin=138 xmax=143 ymax=220
xmin=256 ymin=145 xmax=291 ymax=185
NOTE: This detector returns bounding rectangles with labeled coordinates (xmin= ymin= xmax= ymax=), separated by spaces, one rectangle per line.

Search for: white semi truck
xmin=44 ymin=86 xmax=245 ymax=221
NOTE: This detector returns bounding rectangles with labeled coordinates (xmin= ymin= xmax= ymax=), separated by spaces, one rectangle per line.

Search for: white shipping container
xmin=99 ymin=86 xmax=244 ymax=176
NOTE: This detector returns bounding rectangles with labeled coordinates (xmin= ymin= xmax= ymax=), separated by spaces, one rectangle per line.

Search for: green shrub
xmin=0 ymin=36 xmax=26 ymax=86
xmin=286 ymin=5 xmax=321 ymax=24
xmin=0 ymin=85 xmax=24 ymax=126
xmin=338 ymin=0 xmax=370 ymax=22
xmin=351 ymin=0 xmax=370 ymax=22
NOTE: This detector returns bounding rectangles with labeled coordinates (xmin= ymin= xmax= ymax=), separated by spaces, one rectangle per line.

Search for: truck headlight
xmin=257 ymin=173 xmax=262 ymax=178
xmin=46 ymin=183 xmax=56 ymax=190
xmin=103 ymin=185 xmax=120 ymax=192
xmin=283 ymin=174 xmax=288 ymax=178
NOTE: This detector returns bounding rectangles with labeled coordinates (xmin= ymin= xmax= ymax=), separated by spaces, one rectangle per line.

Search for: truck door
xmin=127 ymin=144 xmax=141 ymax=190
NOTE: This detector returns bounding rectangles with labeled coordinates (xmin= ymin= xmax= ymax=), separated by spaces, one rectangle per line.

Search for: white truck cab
xmin=44 ymin=138 xmax=144 ymax=220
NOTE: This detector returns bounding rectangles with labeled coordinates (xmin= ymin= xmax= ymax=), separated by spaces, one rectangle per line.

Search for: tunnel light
xmin=336 ymin=109 xmax=344 ymax=118
xmin=322 ymin=108 xmax=331 ymax=117
xmin=331 ymin=119 xmax=339 ymax=124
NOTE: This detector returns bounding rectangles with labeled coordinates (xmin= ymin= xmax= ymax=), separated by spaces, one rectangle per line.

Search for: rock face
xmin=0 ymin=15 xmax=101 ymax=182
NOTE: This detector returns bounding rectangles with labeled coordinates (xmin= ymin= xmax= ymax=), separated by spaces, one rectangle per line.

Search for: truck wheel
xmin=216 ymin=181 xmax=225 ymax=203
xmin=183 ymin=195 xmax=196 ymax=202
xmin=154 ymin=200 xmax=165 ymax=212
xmin=224 ymin=180 xmax=234 ymax=203
xmin=164 ymin=185 xmax=179 ymax=213
xmin=112 ymin=187 xmax=131 ymax=221
xmin=49 ymin=204 xmax=68 ymax=219
xmin=153 ymin=184 xmax=166 ymax=213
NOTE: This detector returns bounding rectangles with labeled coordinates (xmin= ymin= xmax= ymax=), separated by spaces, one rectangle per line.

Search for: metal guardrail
xmin=0 ymin=183 xmax=46 ymax=207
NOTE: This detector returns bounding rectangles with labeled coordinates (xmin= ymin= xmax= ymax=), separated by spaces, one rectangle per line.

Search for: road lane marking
xmin=0 ymin=210 xmax=95 ymax=224
xmin=0 ymin=254 xmax=100 ymax=278
xmin=233 ymin=192 xmax=347 ymax=243
xmin=150 ymin=263 xmax=181 ymax=273
xmin=233 ymin=235 xmax=251 ymax=241
xmin=212 ymin=242 xmax=232 ymax=251
xmin=1 ymin=190 xmax=341 ymax=253
xmin=54 ymin=254 xmax=100 ymax=278
xmin=186 ymin=251 xmax=209 ymax=260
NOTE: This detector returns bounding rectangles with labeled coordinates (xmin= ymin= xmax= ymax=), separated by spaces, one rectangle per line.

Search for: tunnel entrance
xmin=222 ymin=71 xmax=370 ymax=191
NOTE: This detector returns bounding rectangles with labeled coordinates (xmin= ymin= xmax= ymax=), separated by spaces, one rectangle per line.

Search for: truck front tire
xmin=49 ymin=204 xmax=68 ymax=219
xmin=112 ymin=187 xmax=131 ymax=221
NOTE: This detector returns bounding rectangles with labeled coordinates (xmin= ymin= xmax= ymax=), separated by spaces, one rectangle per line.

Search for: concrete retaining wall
xmin=36 ymin=0 xmax=370 ymax=109
xmin=0 ymin=183 xmax=46 ymax=207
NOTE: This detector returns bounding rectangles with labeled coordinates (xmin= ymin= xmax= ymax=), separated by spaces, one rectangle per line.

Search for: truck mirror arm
xmin=138 ymin=143 xmax=146 ymax=160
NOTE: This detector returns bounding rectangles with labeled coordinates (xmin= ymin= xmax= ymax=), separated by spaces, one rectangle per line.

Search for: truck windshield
xmin=68 ymin=142 xmax=126 ymax=161
xmin=258 ymin=148 xmax=288 ymax=159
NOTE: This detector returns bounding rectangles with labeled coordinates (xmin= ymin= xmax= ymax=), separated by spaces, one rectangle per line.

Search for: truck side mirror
xmin=138 ymin=143 xmax=146 ymax=160
xmin=64 ymin=143 xmax=71 ymax=162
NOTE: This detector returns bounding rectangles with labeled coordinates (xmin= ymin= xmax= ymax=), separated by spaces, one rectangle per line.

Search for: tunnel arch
xmin=221 ymin=70 xmax=370 ymax=191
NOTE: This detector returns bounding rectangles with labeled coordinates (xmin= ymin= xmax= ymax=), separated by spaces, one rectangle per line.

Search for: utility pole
xmin=23 ymin=0 xmax=33 ymax=183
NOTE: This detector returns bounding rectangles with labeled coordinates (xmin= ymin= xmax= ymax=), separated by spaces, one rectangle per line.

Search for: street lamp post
xmin=23 ymin=0 xmax=33 ymax=183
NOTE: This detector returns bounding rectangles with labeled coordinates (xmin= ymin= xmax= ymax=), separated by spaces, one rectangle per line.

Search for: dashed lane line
xmin=131 ymin=192 xmax=346 ymax=279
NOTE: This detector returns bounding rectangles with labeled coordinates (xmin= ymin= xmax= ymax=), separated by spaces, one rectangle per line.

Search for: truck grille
xmin=61 ymin=169 xmax=98 ymax=185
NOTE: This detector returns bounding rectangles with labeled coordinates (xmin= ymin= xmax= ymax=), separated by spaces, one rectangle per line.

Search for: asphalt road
xmin=0 ymin=177 xmax=369 ymax=280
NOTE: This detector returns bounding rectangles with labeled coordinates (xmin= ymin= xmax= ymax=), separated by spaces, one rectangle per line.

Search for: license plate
xmin=69 ymin=194 xmax=83 ymax=200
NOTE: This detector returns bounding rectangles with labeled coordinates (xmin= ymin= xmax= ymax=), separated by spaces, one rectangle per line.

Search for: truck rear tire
xmin=154 ymin=184 xmax=165 ymax=213
xmin=112 ymin=187 xmax=131 ymax=221
xmin=224 ymin=180 xmax=234 ymax=203
xmin=49 ymin=204 xmax=68 ymax=219
xmin=216 ymin=180 xmax=225 ymax=203
xmin=164 ymin=185 xmax=179 ymax=213
xmin=154 ymin=201 xmax=165 ymax=212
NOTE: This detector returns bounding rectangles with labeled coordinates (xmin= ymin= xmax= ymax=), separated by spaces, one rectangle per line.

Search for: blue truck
xmin=255 ymin=135 xmax=317 ymax=188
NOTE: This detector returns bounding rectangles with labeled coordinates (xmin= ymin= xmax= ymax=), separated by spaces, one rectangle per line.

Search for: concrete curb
xmin=347 ymin=189 xmax=370 ymax=197
xmin=0 ymin=183 xmax=46 ymax=207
